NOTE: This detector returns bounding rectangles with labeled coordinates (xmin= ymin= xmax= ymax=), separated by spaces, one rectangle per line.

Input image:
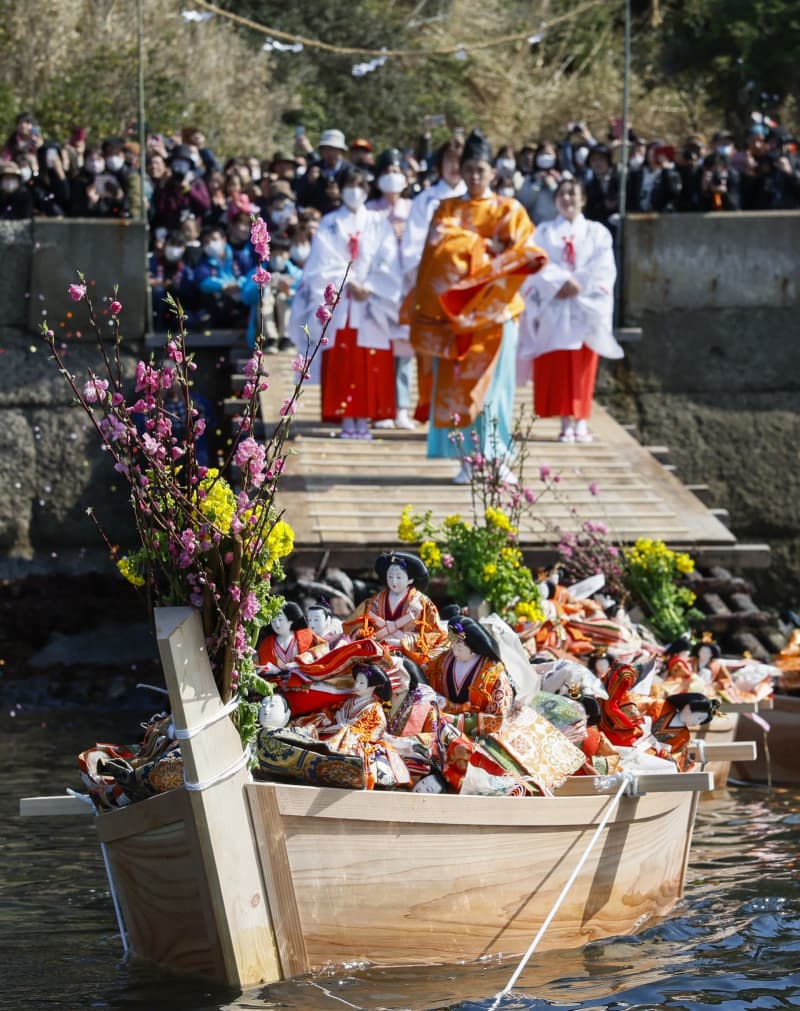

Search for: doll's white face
xmin=386 ymin=564 xmax=411 ymax=594
xmin=271 ymin=612 xmax=292 ymax=636
xmin=451 ymin=639 xmax=476 ymax=662
xmin=412 ymin=773 xmax=446 ymax=794
xmin=306 ymin=608 xmax=329 ymax=636
xmin=258 ymin=694 xmax=290 ymax=729
xmin=353 ymin=671 xmax=371 ymax=697
xmin=595 ymin=658 xmax=609 ymax=678
xmin=697 ymin=645 xmax=712 ymax=667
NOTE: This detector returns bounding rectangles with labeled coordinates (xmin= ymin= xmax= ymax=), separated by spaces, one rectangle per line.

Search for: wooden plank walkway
xmin=240 ymin=354 xmax=753 ymax=572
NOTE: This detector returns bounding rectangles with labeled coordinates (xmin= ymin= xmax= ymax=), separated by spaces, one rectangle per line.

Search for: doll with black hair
xmin=257 ymin=601 xmax=328 ymax=676
xmin=424 ymin=615 xmax=514 ymax=720
xmin=343 ymin=551 xmax=446 ymax=659
xmin=306 ymin=601 xmax=350 ymax=649
xmin=317 ymin=662 xmax=412 ymax=789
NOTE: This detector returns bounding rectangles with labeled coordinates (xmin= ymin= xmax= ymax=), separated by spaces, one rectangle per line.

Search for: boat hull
xmin=693 ymin=711 xmax=739 ymax=793
xmin=733 ymin=694 xmax=800 ymax=786
xmin=249 ymin=779 xmax=698 ymax=974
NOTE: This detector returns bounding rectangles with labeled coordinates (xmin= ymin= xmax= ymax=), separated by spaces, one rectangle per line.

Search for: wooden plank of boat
xmin=718 ymin=698 xmax=774 ymax=712
xmin=690 ymin=710 xmax=743 ymax=792
xmin=20 ymin=794 xmax=93 ymax=816
xmin=732 ymin=693 xmax=800 ymax=787
xmin=688 ymin=741 xmax=757 ymax=763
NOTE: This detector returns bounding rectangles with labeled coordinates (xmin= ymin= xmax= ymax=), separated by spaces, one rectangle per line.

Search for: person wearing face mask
xmin=493 ymin=145 xmax=521 ymax=197
xmin=33 ymin=142 xmax=69 ymax=217
xmin=193 ymin=225 xmax=248 ymax=327
xmin=296 ymin=128 xmax=353 ymax=213
xmin=267 ymin=193 xmax=298 ymax=237
xmin=407 ymin=128 xmax=547 ymax=483
xmin=366 ymin=148 xmax=416 ymax=430
xmin=151 ymin=143 xmax=211 ymax=232
xmin=149 ymin=230 xmax=199 ymax=331
xmin=0 ymin=161 xmax=33 ymax=219
xmin=400 ymin=137 xmax=467 ymax=423
xmin=301 ymin=165 xmax=401 ymax=439
xmin=69 ymin=145 xmax=127 ymax=218
xmin=625 ymin=140 xmax=682 ymax=215
xmin=559 ymin=121 xmax=597 ymax=181
xmin=516 ymin=140 xmax=563 ymax=225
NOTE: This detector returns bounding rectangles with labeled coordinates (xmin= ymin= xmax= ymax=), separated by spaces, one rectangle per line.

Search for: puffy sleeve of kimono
xmin=363 ymin=213 xmax=401 ymax=306
xmin=571 ymin=222 xmax=623 ymax=359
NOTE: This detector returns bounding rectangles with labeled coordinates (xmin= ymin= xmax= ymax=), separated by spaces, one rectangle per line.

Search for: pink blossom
xmin=279 ymin=399 xmax=296 ymax=417
xmin=442 ymin=553 xmax=454 ymax=569
xmin=114 ymin=461 xmax=129 ymax=477
xmin=315 ymin=304 xmax=332 ymax=324
xmin=323 ymin=282 xmax=338 ymax=307
xmin=135 ymin=361 xmax=161 ymax=395
xmin=229 ymin=584 xmax=241 ymax=603
xmin=68 ymin=283 xmax=86 ymax=302
xmin=291 ymin=354 xmax=309 ymax=374
xmin=250 ymin=216 xmax=271 ymax=261
xmin=111 ymin=392 xmax=124 ymax=407
xmin=160 ymin=366 xmax=175 ymax=389
xmin=197 ymin=466 xmax=208 ymax=479
xmin=141 ymin=433 xmax=166 ymax=463
xmin=194 ymin=418 xmax=206 ymax=437
xmin=99 ymin=414 xmax=127 ymax=443
xmin=523 ymin=486 xmax=536 ymax=504
xmin=241 ymin=591 xmax=259 ymax=621
xmin=83 ymin=377 xmax=108 ymax=403
xmin=553 ymin=473 xmax=562 ymax=484
xmin=588 ymin=481 xmax=600 ymax=496
xmin=166 ymin=340 xmax=184 ymax=364
xmin=252 ymin=266 xmax=271 ymax=286
xmin=539 ymin=465 xmax=550 ymax=482
xmin=608 ymin=546 xmax=619 ymax=556
xmin=243 ymin=354 xmax=262 ymax=378
xmin=110 ymin=300 xmax=122 ymax=315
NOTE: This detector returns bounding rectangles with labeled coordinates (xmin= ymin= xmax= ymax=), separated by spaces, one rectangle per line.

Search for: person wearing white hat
xmin=297 ymin=128 xmax=352 ymax=213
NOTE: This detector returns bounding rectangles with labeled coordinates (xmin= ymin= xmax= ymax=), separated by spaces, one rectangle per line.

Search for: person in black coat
xmin=0 ymin=161 xmax=33 ymax=219
xmin=626 ymin=141 xmax=682 ymax=213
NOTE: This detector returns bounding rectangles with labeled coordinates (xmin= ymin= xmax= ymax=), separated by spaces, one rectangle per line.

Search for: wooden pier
xmin=234 ymin=354 xmax=766 ymax=573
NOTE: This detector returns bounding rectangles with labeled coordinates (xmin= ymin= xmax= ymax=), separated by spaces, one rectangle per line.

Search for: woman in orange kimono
xmin=407 ymin=128 xmax=547 ymax=483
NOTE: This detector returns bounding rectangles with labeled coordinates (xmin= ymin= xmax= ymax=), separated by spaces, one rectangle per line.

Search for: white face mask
xmin=106 ymin=154 xmax=124 ymax=172
xmin=499 ymin=186 xmax=515 ymax=197
xmin=574 ymin=146 xmax=589 ymax=167
xmin=629 ymin=154 xmax=645 ymax=170
xmin=496 ymin=157 xmax=516 ymax=176
xmin=271 ymin=206 xmax=295 ymax=228
xmin=535 ymin=154 xmax=555 ymax=170
xmin=378 ymin=172 xmax=406 ymax=194
xmin=716 ymin=145 xmax=733 ymax=158
xmin=290 ymin=242 xmax=310 ymax=264
xmin=271 ymin=254 xmax=288 ymax=271
xmin=164 ymin=245 xmax=184 ymax=262
xmin=0 ymin=177 xmax=19 ymax=193
xmin=204 ymin=239 xmax=226 ymax=259
xmin=86 ymin=159 xmax=105 ymax=175
xmin=342 ymin=186 xmax=367 ymax=210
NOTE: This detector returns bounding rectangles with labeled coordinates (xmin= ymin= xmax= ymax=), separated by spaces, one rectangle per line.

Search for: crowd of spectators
xmin=2 ymin=111 xmax=798 ymax=336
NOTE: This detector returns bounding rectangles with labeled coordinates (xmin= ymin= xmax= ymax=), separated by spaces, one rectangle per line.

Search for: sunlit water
xmin=2 ymin=708 xmax=799 ymax=1011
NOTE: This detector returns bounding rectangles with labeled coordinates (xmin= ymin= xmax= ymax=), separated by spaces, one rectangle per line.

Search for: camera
xmin=711 ymin=170 xmax=726 ymax=186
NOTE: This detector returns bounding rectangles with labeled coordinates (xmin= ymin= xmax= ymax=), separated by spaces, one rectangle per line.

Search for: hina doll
xmin=424 ymin=615 xmax=514 ymax=722
xmin=517 ymin=178 xmax=624 ymax=443
xmin=691 ymin=632 xmax=726 ymax=688
xmin=343 ymin=551 xmax=446 ymax=659
xmin=317 ymin=663 xmax=411 ymax=789
xmin=637 ymin=692 xmax=720 ymax=772
xmin=257 ymin=602 xmax=328 ymax=675
xmin=406 ymin=128 xmax=547 ymax=483
xmin=598 ymin=660 xmax=647 ymax=747
xmin=301 ymin=165 xmax=401 ymax=438
xmin=660 ymin=636 xmax=707 ymax=694
xmin=306 ymin=602 xmax=350 ymax=649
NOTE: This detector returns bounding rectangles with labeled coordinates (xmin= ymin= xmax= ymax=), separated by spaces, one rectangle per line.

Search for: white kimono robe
xmin=301 ymin=203 xmax=401 ymax=355
xmin=517 ymin=213 xmax=623 ymax=380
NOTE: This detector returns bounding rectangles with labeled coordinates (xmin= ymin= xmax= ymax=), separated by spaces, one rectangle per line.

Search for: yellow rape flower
xmin=117 ymin=556 xmax=145 ymax=587
xmin=675 ymin=552 xmax=695 ymax=574
xmin=443 ymin=513 xmax=462 ymax=529
xmin=419 ymin=540 xmax=442 ymax=569
xmin=198 ymin=470 xmax=236 ymax=533
xmin=267 ymin=519 xmax=295 ymax=563
xmin=482 ymin=562 xmax=498 ymax=578
xmin=397 ymin=505 xmax=417 ymax=543
xmin=484 ymin=506 xmax=512 ymax=531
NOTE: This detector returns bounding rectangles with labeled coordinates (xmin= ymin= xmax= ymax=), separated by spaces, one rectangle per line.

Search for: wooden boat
xmin=21 ymin=608 xmax=715 ymax=987
xmin=732 ymin=693 xmax=800 ymax=787
xmin=690 ymin=705 xmax=764 ymax=795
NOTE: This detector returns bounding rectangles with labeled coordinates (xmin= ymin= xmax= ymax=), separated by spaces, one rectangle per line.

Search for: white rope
xmin=135 ymin=682 xmax=170 ymax=696
xmin=692 ymin=737 xmax=707 ymax=765
xmin=67 ymin=788 xmax=129 ymax=954
xmin=168 ymin=694 xmax=241 ymax=740
xmin=183 ymin=744 xmax=252 ymax=792
xmin=306 ymin=980 xmax=365 ymax=1009
xmin=489 ymin=770 xmax=637 ymax=1009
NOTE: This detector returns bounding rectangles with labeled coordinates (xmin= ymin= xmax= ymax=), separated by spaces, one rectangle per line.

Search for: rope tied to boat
xmin=167 ymin=693 xmax=241 ymax=740
xmin=183 ymin=743 xmax=253 ymax=792
xmin=489 ymin=769 xmax=638 ymax=1009
xmin=692 ymin=737 xmax=707 ymax=766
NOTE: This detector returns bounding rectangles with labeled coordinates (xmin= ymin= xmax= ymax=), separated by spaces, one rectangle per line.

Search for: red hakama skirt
xmin=533 ymin=345 xmax=599 ymax=420
xmin=321 ymin=323 xmax=396 ymax=422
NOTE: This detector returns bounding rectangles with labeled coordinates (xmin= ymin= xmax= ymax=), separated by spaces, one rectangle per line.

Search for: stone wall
xmin=600 ymin=210 xmax=800 ymax=605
